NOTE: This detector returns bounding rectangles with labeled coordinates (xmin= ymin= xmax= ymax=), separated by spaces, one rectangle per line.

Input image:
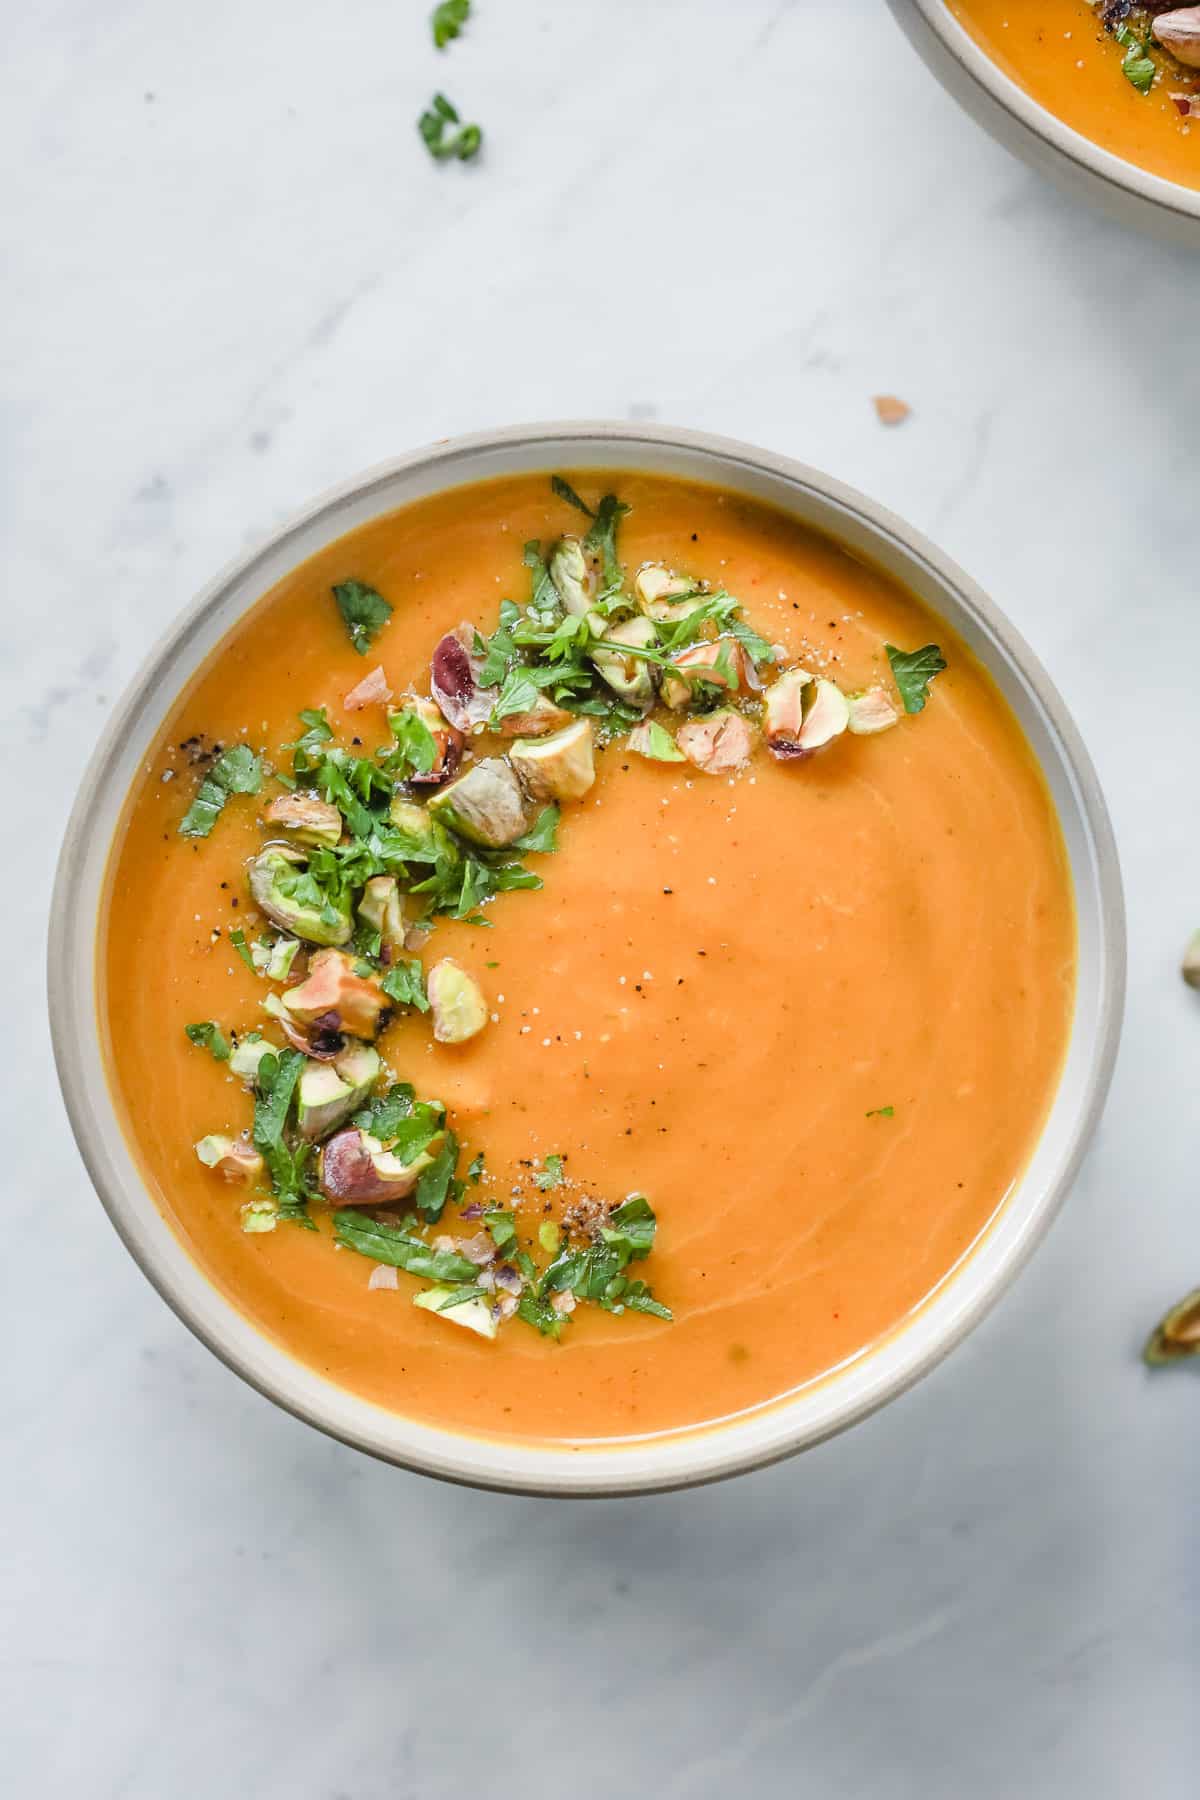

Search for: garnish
xmin=380 ymin=959 xmax=431 ymax=1012
xmin=1144 ymin=1288 xmax=1200 ymax=1366
xmin=382 ymin=709 xmax=438 ymax=780
xmin=251 ymin=1049 xmax=317 ymax=1227
xmin=885 ymin=642 xmax=947 ymax=715
xmin=866 ymin=1105 xmax=894 ymax=1119
xmin=431 ymin=0 xmax=470 ymax=49
xmin=1113 ymin=21 xmax=1157 ymax=92
xmin=185 ymin=1021 xmax=231 ymax=1061
xmin=467 ymin=1151 xmax=485 ymax=1182
xmin=513 ymin=805 xmax=560 ymax=854
xmin=178 ymin=743 xmax=262 ymax=838
xmin=535 ymin=1153 xmax=565 ymax=1191
xmin=228 ymin=927 xmax=257 ymax=972
xmin=418 ymin=93 xmax=482 ymax=162
xmin=334 ymin=1212 xmax=479 ymax=1282
xmin=628 ymin=720 xmax=686 ymax=763
xmin=333 ymin=579 xmax=392 ymax=655
xmin=550 ymin=475 xmax=593 ymax=516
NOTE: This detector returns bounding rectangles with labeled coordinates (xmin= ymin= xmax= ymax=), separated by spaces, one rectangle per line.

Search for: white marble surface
xmin=5 ymin=1 xmax=1198 ymax=1793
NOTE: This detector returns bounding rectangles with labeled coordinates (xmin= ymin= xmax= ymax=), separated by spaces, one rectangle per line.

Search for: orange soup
xmin=102 ymin=472 xmax=1075 ymax=1444
xmin=949 ymin=2 xmax=1200 ymax=189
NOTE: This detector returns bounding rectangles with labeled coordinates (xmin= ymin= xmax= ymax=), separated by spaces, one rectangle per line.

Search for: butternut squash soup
xmin=102 ymin=472 xmax=1075 ymax=1444
xmin=949 ymin=2 xmax=1200 ymax=188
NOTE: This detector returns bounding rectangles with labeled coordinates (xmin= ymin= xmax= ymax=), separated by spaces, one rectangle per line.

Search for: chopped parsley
xmin=534 ymin=1153 xmax=565 ymax=1191
xmin=178 ymin=743 xmax=262 ymax=838
xmin=550 ymin=475 xmax=594 ymax=517
xmin=333 ymin=579 xmax=392 ymax=655
xmin=1112 ymin=22 xmax=1157 ymax=93
xmin=866 ymin=1105 xmax=895 ymax=1120
xmin=382 ymin=709 xmax=438 ymax=779
xmin=334 ymin=1213 xmax=479 ymax=1281
xmin=467 ymin=1151 xmax=485 ymax=1183
xmin=227 ymin=927 xmax=256 ymax=972
xmin=632 ymin=721 xmax=685 ymax=763
xmin=885 ymin=642 xmax=946 ymax=715
xmin=513 ymin=806 xmax=560 ymax=854
xmin=381 ymin=959 xmax=430 ymax=1012
xmin=184 ymin=1021 xmax=230 ymax=1062
xmin=251 ymin=1049 xmax=317 ymax=1228
xmin=418 ymin=93 xmax=482 ymax=162
xmin=431 ymin=0 xmax=470 ymax=49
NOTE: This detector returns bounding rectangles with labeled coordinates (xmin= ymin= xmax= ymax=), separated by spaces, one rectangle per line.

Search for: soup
xmin=102 ymin=471 xmax=1075 ymax=1444
xmin=949 ymin=2 xmax=1200 ymax=190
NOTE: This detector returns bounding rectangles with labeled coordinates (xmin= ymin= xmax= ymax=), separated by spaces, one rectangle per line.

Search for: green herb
xmin=436 ymin=1282 xmax=488 ymax=1311
xmin=516 ymin=1291 xmax=564 ymax=1339
xmin=601 ymin=1195 xmax=656 ymax=1258
xmin=583 ymin=494 xmax=630 ymax=591
xmin=727 ymin=614 xmax=776 ymax=666
xmin=535 ymin=1194 xmax=669 ymax=1320
xmin=227 ymin=927 xmax=256 ymax=972
xmin=419 ymin=93 xmax=482 ymax=162
xmin=285 ymin=707 xmax=334 ymax=776
xmin=382 ymin=709 xmax=438 ymax=779
xmin=885 ymin=642 xmax=946 ymax=715
xmin=475 ymin=599 xmax=521 ymax=685
xmin=251 ymin=1049 xmax=317 ymax=1227
xmin=333 ymin=579 xmax=392 ymax=655
xmin=414 ymin=1130 xmax=461 ymax=1223
xmin=381 ymin=959 xmax=430 ymax=1012
xmin=632 ymin=721 xmax=685 ymax=762
xmin=483 ymin=1208 xmax=518 ymax=1254
xmin=550 ymin=475 xmax=594 ymax=517
xmin=184 ymin=1021 xmax=231 ymax=1062
xmin=489 ymin=667 xmax=543 ymax=725
xmin=333 ymin=1211 xmax=479 ymax=1282
xmin=866 ymin=1105 xmax=894 ymax=1120
xmin=431 ymin=0 xmax=470 ymax=49
xmin=535 ymin=1153 xmax=565 ymax=1191
xmin=178 ymin=744 xmax=263 ymax=838
xmin=354 ymin=1082 xmax=416 ymax=1141
xmin=467 ymin=1151 xmax=485 ymax=1183
xmin=621 ymin=1285 xmax=673 ymax=1321
xmin=1122 ymin=52 xmax=1156 ymax=92
xmin=513 ymin=806 xmax=560 ymax=854
xmin=522 ymin=542 xmax=558 ymax=615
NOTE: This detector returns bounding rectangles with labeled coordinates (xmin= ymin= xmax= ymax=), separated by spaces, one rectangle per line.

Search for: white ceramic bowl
xmin=48 ymin=423 xmax=1125 ymax=1496
xmin=889 ymin=0 xmax=1200 ymax=246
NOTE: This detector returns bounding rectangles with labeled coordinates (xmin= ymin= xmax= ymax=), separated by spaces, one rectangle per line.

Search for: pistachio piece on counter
xmin=194 ymin=1134 xmax=264 ymax=1185
xmin=509 ymin=719 xmax=596 ymax=803
xmin=413 ymin=1285 xmax=498 ymax=1340
xmin=262 ymin=791 xmax=344 ymax=849
xmin=846 ymin=687 xmax=900 ymax=736
xmin=1153 ymin=6 xmax=1200 ymax=67
xmin=427 ymin=959 xmax=489 ymax=1044
xmin=1181 ymin=929 xmax=1200 ymax=990
xmin=676 ymin=709 xmax=758 ymax=774
xmin=427 ymin=757 xmax=529 ymax=848
xmin=282 ymin=947 xmax=389 ymax=1040
xmin=248 ymin=846 xmax=353 ymax=946
xmin=1144 ymin=1287 xmax=1200 ymax=1365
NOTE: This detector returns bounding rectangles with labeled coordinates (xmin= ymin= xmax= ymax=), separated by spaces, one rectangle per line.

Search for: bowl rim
xmin=893 ymin=0 xmax=1200 ymax=227
xmin=48 ymin=420 xmax=1126 ymax=1497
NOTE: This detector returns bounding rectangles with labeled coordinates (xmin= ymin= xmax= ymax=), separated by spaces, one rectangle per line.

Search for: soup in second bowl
xmin=101 ymin=470 xmax=1075 ymax=1444
xmin=949 ymin=2 xmax=1200 ymax=189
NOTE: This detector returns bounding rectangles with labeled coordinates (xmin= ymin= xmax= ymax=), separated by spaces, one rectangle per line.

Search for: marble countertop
xmin=5 ymin=2 xmax=1197 ymax=1793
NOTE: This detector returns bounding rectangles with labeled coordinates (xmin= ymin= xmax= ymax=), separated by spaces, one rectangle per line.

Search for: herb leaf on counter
xmin=333 ymin=580 xmax=393 ymax=655
xmin=885 ymin=642 xmax=947 ymax=715
xmin=419 ymin=93 xmax=482 ymax=162
xmin=431 ymin=0 xmax=470 ymax=49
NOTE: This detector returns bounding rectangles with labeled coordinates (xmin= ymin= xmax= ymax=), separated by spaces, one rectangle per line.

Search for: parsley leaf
xmin=333 ymin=1212 xmax=478 ymax=1282
xmin=534 ymin=1153 xmax=565 ymax=1191
xmin=885 ymin=642 xmax=946 ymax=715
xmin=333 ymin=580 xmax=392 ymax=655
xmin=550 ymin=475 xmax=594 ymax=517
xmin=354 ymin=1082 xmax=416 ymax=1141
xmin=431 ymin=0 xmax=470 ymax=49
xmin=178 ymin=744 xmax=263 ymax=838
xmin=483 ymin=1208 xmax=519 ymax=1255
xmin=866 ymin=1105 xmax=895 ymax=1120
xmin=415 ymin=1129 xmax=461 ymax=1223
xmin=382 ymin=709 xmax=438 ymax=779
xmin=1123 ymin=52 xmax=1156 ymax=93
xmin=489 ymin=667 xmax=543 ymax=726
xmin=418 ymin=93 xmax=483 ymax=162
xmin=381 ymin=959 xmax=430 ymax=1012
xmin=467 ymin=1151 xmax=485 ymax=1183
xmin=184 ymin=1021 xmax=230 ymax=1062
xmin=516 ymin=1291 xmax=564 ymax=1339
xmin=227 ymin=927 xmax=257 ymax=972
xmin=583 ymin=494 xmax=630 ymax=591
xmin=513 ymin=806 xmax=560 ymax=854
xmin=601 ymin=1195 xmax=656 ymax=1258
xmin=250 ymin=1049 xmax=316 ymax=1226
xmin=523 ymin=541 xmax=558 ymax=614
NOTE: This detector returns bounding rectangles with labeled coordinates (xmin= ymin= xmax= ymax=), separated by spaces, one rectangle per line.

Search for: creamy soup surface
xmin=103 ymin=472 xmax=1075 ymax=1444
xmin=949 ymin=1 xmax=1200 ymax=189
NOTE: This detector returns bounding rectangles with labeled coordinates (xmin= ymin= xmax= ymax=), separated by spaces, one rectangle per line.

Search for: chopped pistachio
xmin=427 ymin=959 xmax=488 ymax=1044
xmin=846 ymin=686 xmax=900 ymax=736
xmin=509 ymin=719 xmax=596 ymax=803
xmin=358 ymin=875 xmax=408 ymax=950
xmin=240 ymin=1199 xmax=279 ymax=1234
xmin=676 ymin=709 xmax=757 ymax=774
xmin=282 ymin=948 xmax=388 ymax=1040
xmin=194 ymin=1134 xmax=264 ymax=1185
xmin=229 ymin=1035 xmax=274 ymax=1083
xmin=1144 ymin=1287 xmax=1200 ymax=1365
xmin=413 ymin=1285 xmax=498 ymax=1340
xmin=1181 ymin=929 xmax=1200 ymax=990
xmin=427 ymin=758 xmax=529 ymax=848
xmin=262 ymin=791 xmax=344 ymax=848
xmin=248 ymin=846 xmax=353 ymax=946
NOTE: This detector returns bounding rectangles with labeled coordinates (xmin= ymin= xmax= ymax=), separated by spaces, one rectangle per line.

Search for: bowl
xmin=888 ymin=0 xmax=1200 ymax=246
xmin=48 ymin=422 xmax=1125 ymax=1496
